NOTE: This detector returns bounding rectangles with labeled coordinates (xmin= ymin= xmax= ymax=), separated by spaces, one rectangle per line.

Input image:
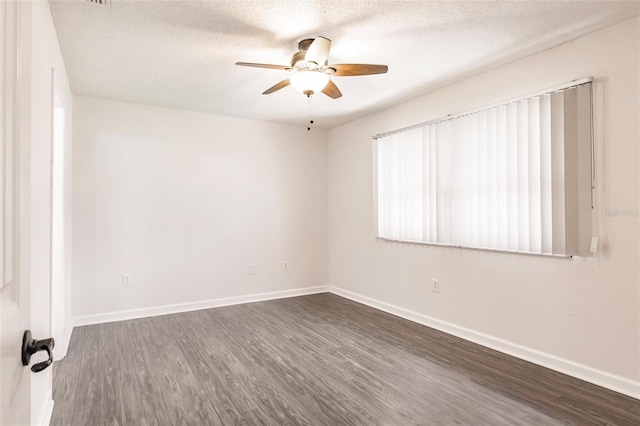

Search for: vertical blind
xmin=376 ymin=82 xmax=593 ymax=256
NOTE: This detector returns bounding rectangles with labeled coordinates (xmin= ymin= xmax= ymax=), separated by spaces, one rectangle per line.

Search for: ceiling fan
xmin=236 ymin=36 xmax=388 ymax=99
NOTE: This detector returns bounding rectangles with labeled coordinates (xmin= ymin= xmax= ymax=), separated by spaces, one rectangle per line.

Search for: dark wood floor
xmin=51 ymin=293 xmax=639 ymax=425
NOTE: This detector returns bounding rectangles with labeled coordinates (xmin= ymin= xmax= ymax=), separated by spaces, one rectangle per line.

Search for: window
xmin=375 ymin=80 xmax=594 ymax=256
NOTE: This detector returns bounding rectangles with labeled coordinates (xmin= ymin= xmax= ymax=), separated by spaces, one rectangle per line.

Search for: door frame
xmin=50 ymin=69 xmax=67 ymax=362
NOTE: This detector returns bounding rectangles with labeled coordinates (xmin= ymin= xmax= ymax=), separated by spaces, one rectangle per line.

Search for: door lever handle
xmin=21 ymin=330 xmax=55 ymax=373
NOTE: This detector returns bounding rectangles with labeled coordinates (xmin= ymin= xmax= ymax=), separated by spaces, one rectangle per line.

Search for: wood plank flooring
xmin=51 ymin=293 xmax=640 ymax=425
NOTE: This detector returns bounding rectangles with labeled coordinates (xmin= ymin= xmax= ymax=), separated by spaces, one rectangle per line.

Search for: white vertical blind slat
xmin=429 ymin=125 xmax=438 ymax=242
xmin=487 ymin=108 xmax=499 ymax=248
xmin=540 ymin=95 xmax=553 ymax=254
xmin=469 ymin=114 xmax=480 ymax=247
xmin=517 ymin=100 xmax=530 ymax=252
xmin=421 ymin=127 xmax=430 ymax=241
xmin=528 ymin=96 xmax=542 ymax=254
xmin=506 ymin=103 xmax=519 ymax=251
xmin=497 ymin=105 xmax=509 ymax=249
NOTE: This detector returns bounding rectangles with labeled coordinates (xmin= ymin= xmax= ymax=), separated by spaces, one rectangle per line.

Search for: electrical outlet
xmin=283 ymin=261 xmax=289 ymax=271
xmin=249 ymin=264 xmax=256 ymax=275
xmin=123 ymin=274 xmax=132 ymax=286
xmin=432 ymin=279 xmax=440 ymax=293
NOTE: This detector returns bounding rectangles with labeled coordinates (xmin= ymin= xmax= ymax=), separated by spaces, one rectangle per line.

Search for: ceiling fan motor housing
xmin=291 ymin=38 xmax=324 ymax=69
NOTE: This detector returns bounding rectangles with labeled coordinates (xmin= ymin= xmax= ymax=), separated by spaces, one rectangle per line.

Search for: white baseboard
xmin=38 ymin=389 xmax=54 ymax=426
xmin=329 ymin=286 xmax=640 ymax=400
xmin=72 ymin=285 xmax=329 ymax=327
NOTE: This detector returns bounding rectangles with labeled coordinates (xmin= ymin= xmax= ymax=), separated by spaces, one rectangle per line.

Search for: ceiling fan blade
xmin=263 ymin=79 xmax=291 ymax=95
xmin=305 ymin=36 xmax=331 ymax=66
xmin=321 ymin=80 xmax=342 ymax=99
xmin=331 ymin=64 xmax=388 ymax=76
xmin=236 ymin=62 xmax=290 ymax=71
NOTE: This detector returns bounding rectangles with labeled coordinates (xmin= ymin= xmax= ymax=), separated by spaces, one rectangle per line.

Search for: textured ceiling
xmin=49 ymin=0 xmax=639 ymax=129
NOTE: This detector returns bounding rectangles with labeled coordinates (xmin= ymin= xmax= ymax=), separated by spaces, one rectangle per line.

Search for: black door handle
xmin=21 ymin=330 xmax=55 ymax=373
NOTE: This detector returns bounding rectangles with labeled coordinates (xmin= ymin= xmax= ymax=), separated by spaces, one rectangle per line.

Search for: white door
xmin=1 ymin=1 xmax=36 ymax=424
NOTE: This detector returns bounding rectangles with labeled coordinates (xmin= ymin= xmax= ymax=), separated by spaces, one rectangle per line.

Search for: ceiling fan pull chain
xmin=307 ymin=94 xmax=314 ymax=131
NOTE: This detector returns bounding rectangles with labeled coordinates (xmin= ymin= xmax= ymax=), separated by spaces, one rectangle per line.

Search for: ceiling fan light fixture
xmin=289 ymin=71 xmax=330 ymax=95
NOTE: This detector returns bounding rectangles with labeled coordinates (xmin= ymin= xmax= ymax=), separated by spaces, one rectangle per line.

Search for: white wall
xmin=29 ymin=0 xmax=74 ymax=423
xmin=328 ymin=18 xmax=639 ymax=396
xmin=72 ymin=97 xmax=328 ymax=319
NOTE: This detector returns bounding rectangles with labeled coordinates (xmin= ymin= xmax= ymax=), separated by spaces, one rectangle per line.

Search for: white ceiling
xmin=49 ymin=0 xmax=639 ymax=129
